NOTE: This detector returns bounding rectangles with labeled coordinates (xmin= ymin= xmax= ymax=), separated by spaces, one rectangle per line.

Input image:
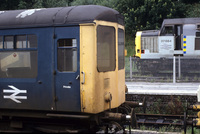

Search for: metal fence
xmin=125 ymin=56 xmax=200 ymax=82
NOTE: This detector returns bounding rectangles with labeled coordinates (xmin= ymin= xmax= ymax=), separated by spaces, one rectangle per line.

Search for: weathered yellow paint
xmin=135 ymin=31 xmax=142 ymax=58
xmin=193 ymin=104 xmax=200 ymax=110
xmin=79 ymin=20 xmax=125 ymax=114
xmin=193 ymin=118 xmax=200 ymax=127
xmin=125 ymin=49 xmax=127 ymax=56
xmin=197 ymin=111 xmax=200 ymax=118
xmin=80 ymin=23 xmax=96 ymax=113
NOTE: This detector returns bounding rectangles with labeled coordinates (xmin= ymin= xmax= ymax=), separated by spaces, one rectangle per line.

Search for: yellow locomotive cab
xmin=80 ymin=20 xmax=125 ymax=114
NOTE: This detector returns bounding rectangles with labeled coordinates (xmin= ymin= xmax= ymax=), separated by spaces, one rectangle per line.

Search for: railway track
xmin=136 ymin=113 xmax=195 ymax=126
xmin=135 ymin=113 xmax=198 ymax=134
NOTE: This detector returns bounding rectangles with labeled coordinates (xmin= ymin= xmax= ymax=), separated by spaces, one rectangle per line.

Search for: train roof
xmin=0 ymin=5 xmax=124 ymax=29
xmin=161 ymin=17 xmax=200 ymax=26
xmin=141 ymin=30 xmax=160 ymax=36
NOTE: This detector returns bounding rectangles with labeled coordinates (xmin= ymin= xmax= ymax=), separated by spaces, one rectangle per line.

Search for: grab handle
xmin=81 ymin=71 xmax=85 ymax=84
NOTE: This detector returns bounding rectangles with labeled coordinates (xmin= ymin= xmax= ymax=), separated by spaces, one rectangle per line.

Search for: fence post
xmin=173 ymin=56 xmax=176 ymax=83
xmin=130 ymin=56 xmax=132 ymax=79
xmin=178 ymin=55 xmax=181 ymax=79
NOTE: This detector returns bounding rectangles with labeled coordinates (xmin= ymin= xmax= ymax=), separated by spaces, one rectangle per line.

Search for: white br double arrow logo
xmin=3 ymin=85 xmax=27 ymax=103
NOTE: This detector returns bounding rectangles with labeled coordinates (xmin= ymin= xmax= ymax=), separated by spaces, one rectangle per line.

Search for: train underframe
xmin=0 ymin=102 xmax=140 ymax=133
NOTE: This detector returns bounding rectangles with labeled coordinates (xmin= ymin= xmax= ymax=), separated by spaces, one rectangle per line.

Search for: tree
xmin=186 ymin=3 xmax=200 ymax=18
xmin=71 ymin=0 xmax=115 ymax=7
xmin=0 ymin=0 xmax=21 ymax=10
xmin=113 ymin=0 xmax=187 ymax=37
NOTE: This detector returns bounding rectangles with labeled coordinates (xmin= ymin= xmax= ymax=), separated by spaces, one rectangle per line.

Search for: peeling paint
xmin=16 ymin=9 xmax=44 ymax=18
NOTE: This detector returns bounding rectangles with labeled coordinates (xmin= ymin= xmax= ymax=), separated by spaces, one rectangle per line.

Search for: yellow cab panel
xmin=80 ymin=20 xmax=125 ymax=113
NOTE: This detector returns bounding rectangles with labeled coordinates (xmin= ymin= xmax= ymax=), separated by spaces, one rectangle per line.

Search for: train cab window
xmin=97 ymin=26 xmax=116 ymax=72
xmin=195 ymin=32 xmax=200 ymax=50
xmin=57 ymin=39 xmax=77 ymax=72
xmin=161 ymin=26 xmax=173 ymax=36
xmin=118 ymin=29 xmax=125 ymax=70
xmin=0 ymin=34 xmax=38 ymax=78
xmin=197 ymin=25 xmax=200 ymax=30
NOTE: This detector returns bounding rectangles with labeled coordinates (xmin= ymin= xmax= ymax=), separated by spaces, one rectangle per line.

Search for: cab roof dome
xmin=0 ymin=5 xmax=124 ymax=29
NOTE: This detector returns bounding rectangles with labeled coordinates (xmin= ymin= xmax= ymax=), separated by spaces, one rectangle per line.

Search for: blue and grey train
xmin=0 ymin=5 xmax=137 ymax=133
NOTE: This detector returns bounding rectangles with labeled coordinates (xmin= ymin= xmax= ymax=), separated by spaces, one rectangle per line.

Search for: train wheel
xmin=106 ymin=121 xmax=125 ymax=133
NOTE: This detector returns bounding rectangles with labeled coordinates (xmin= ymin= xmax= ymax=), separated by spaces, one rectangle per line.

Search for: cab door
xmin=54 ymin=27 xmax=80 ymax=112
xmin=175 ymin=25 xmax=183 ymax=50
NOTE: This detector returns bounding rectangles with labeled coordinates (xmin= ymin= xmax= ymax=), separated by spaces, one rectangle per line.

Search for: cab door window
xmin=161 ymin=26 xmax=174 ymax=36
xmin=97 ymin=26 xmax=116 ymax=72
xmin=57 ymin=39 xmax=77 ymax=72
xmin=118 ymin=29 xmax=125 ymax=70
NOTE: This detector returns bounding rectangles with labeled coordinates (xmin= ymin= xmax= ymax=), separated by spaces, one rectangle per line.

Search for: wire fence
xmin=125 ymin=56 xmax=200 ymax=82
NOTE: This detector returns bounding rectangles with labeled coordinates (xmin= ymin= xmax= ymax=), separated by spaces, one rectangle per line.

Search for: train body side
xmin=0 ymin=18 xmax=125 ymax=115
xmin=135 ymin=18 xmax=200 ymax=59
xmin=0 ymin=27 xmax=56 ymax=110
xmin=0 ymin=6 xmax=131 ymax=133
xmin=0 ymin=26 xmax=82 ymax=112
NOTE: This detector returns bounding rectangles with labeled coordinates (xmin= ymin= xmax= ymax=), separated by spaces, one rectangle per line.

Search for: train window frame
xmin=0 ymin=36 xmax=3 ymax=49
xmin=0 ymin=34 xmax=38 ymax=78
xmin=118 ymin=28 xmax=125 ymax=70
xmin=161 ymin=25 xmax=174 ymax=36
xmin=97 ymin=25 xmax=116 ymax=72
xmin=4 ymin=36 xmax=14 ymax=49
xmin=197 ymin=24 xmax=200 ymax=30
xmin=57 ymin=38 xmax=77 ymax=72
xmin=195 ymin=38 xmax=200 ymax=50
xmin=195 ymin=32 xmax=200 ymax=50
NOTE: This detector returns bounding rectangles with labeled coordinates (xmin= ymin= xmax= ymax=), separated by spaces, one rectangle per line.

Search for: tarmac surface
xmin=126 ymin=82 xmax=200 ymax=96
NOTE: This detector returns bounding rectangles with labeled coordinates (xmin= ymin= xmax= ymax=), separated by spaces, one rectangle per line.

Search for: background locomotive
xmin=0 ymin=5 xmax=137 ymax=133
xmin=134 ymin=18 xmax=200 ymax=76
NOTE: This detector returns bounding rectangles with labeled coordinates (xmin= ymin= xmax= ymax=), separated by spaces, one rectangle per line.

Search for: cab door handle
xmin=81 ymin=72 xmax=85 ymax=84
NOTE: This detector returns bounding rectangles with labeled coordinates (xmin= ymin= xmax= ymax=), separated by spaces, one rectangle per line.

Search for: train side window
xmin=17 ymin=35 xmax=38 ymax=48
xmin=4 ymin=36 xmax=14 ymax=49
xmin=27 ymin=35 xmax=37 ymax=48
xmin=161 ymin=26 xmax=173 ymax=36
xmin=118 ymin=29 xmax=125 ymax=70
xmin=0 ymin=36 xmax=3 ymax=49
xmin=195 ymin=32 xmax=200 ymax=50
xmin=57 ymin=39 xmax=77 ymax=72
xmin=97 ymin=25 xmax=116 ymax=72
xmin=16 ymin=35 xmax=27 ymax=48
xmin=0 ymin=34 xmax=38 ymax=78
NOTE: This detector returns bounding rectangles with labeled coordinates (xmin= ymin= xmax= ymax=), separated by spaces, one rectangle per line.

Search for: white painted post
xmin=173 ymin=56 xmax=176 ymax=83
xmin=178 ymin=55 xmax=181 ymax=79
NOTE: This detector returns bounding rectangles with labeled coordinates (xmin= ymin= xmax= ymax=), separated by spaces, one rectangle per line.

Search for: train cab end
xmin=135 ymin=31 xmax=142 ymax=58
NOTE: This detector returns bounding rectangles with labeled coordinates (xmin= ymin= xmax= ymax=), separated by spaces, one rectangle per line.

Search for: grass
xmin=137 ymin=125 xmax=200 ymax=134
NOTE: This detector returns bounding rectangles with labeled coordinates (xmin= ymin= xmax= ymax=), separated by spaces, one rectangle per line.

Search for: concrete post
xmin=178 ymin=55 xmax=181 ymax=79
xmin=173 ymin=56 xmax=176 ymax=83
